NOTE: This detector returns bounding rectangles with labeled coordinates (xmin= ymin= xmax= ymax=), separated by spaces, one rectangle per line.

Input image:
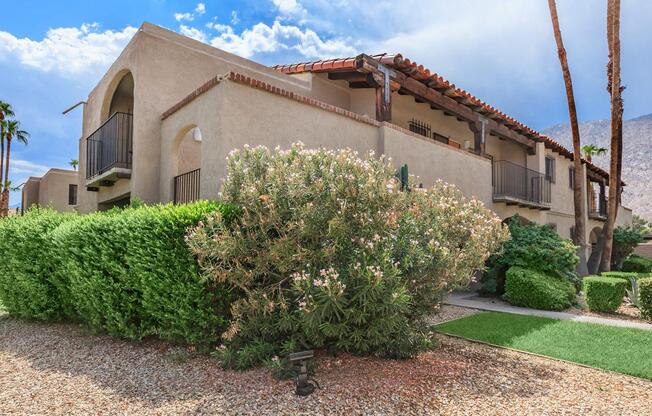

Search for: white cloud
xmin=231 ymin=11 xmax=240 ymax=25
xmin=272 ymin=0 xmax=307 ymax=18
xmin=9 ymin=159 xmax=50 ymax=177
xmin=206 ymin=22 xmax=232 ymax=33
xmin=174 ymin=12 xmax=194 ymax=22
xmin=0 ymin=23 xmax=137 ymax=77
xmin=209 ymin=19 xmax=356 ymax=59
xmin=179 ymin=25 xmax=208 ymax=43
xmin=175 ymin=3 xmax=206 ymax=22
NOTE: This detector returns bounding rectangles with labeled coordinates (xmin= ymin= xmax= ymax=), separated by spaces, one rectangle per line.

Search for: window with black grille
xmin=408 ymin=118 xmax=431 ymax=138
xmin=68 ymin=184 xmax=78 ymax=206
xmin=568 ymin=166 xmax=574 ymax=189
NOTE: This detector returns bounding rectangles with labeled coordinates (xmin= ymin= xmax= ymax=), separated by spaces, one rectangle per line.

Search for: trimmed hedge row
xmin=622 ymin=254 xmax=652 ymax=273
xmin=640 ymin=278 xmax=652 ymax=320
xmin=504 ymin=266 xmax=576 ymax=311
xmin=0 ymin=202 xmax=236 ymax=346
xmin=583 ymin=276 xmax=626 ymax=313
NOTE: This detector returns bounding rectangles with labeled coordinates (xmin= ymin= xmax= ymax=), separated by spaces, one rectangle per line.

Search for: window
xmin=432 ymin=132 xmax=449 ymax=145
xmin=568 ymin=166 xmax=575 ymax=189
xmin=545 ymin=157 xmax=556 ymax=183
xmin=408 ymin=118 xmax=431 ymax=138
xmin=68 ymin=184 xmax=78 ymax=206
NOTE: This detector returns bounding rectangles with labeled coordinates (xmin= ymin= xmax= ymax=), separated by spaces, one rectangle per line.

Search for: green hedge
xmin=583 ymin=276 xmax=626 ymax=313
xmin=0 ymin=209 xmax=75 ymax=319
xmin=0 ymin=202 xmax=236 ymax=346
xmin=601 ymin=271 xmax=649 ymax=290
xmin=639 ymin=278 xmax=652 ymax=320
xmin=622 ymin=254 xmax=652 ymax=273
xmin=504 ymin=267 xmax=576 ymax=311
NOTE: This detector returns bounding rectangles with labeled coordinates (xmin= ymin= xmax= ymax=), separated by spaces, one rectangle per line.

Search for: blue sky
xmin=1 ymin=0 xmax=651 ymax=207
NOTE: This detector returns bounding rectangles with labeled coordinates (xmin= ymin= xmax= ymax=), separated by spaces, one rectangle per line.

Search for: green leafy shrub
xmin=0 ymin=209 xmax=75 ymax=319
xmin=622 ymin=254 xmax=652 ymax=273
xmin=486 ymin=217 xmax=579 ymax=294
xmin=639 ymin=278 xmax=652 ymax=320
xmin=611 ymin=226 xmax=644 ymax=270
xmin=601 ymin=271 xmax=649 ymax=290
xmin=583 ymin=276 xmax=626 ymax=313
xmin=187 ymin=143 xmax=508 ymax=368
xmin=504 ymin=266 xmax=576 ymax=311
xmin=0 ymin=202 xmax=234 ymax=346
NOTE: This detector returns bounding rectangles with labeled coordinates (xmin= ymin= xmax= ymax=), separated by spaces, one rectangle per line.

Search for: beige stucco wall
xmin=22 ymin=169 xmax=78 ymax=213
xmin=21 ymin=178 xmax=40 ymax=211
xmin=485 ymin=134 xmax=528 ymax=166
xmin=78 ymin=22 xmax=314 ymax=213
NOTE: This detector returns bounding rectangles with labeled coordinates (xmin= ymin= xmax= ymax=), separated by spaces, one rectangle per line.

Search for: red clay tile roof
xmin=273 ymin=53 xmax=613 ymax=181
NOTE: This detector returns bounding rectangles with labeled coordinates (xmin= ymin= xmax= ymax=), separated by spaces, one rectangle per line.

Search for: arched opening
xmin=171 ymin=125 xmax=202 ymax=204
xmin=502 ymin=215 xmax=533 ymax=227
xmin=104 ymin=71 xmax=134 ymax=119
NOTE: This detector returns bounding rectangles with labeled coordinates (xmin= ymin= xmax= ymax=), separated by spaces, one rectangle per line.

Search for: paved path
xmin=445 ymin=292 xmax=652 ymax=331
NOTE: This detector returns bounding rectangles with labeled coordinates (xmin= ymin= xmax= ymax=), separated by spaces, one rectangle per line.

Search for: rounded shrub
xmin=600 ymin=271 xmax=648 ymax=290
xmin=504 ymin=266 xmax=576 ymax=311
xmin=187 ymin=143 xmax=509 ymax=368
xmin=583 ymin=276 xmax=626 ymax=313
xmin=611 ymin=226 xmax=644 ymax=270
xmin=485 ymin=217 xmax=579 ymax=295
xmin=639 ymin=277 xmax=652 ymax=320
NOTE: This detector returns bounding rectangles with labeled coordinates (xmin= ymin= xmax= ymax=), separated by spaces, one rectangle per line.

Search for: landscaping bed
xmin=1 ymin=313 xmax=650 ymax=415
xmin=434 ymin=311 xmax=652 ymax=380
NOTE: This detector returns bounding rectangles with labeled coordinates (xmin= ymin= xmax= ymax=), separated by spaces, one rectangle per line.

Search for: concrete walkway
xmin=445 ymin=291 xmax=652 ymax=331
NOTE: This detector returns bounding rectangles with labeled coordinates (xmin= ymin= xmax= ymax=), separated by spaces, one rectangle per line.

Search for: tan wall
xmin=78 ymin=23 xmax=314 ymax=213
xmin=382 ymin=125 xmax=492 ymax=203
xmin=21 ymin=178 xmax=40 ymax=211
xmin=485 ymin=134 xmax=528 ymax=166
xmin=23 ymin=169 xmax=78 ymax=213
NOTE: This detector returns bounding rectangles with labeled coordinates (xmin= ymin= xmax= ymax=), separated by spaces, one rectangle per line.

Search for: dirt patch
xmin=1 ymin=316 xmax=650 ymax=415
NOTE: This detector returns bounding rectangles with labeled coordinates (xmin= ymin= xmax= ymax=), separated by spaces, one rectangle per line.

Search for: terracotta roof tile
xmin=272 ymin=53 xmax=613 ymax=181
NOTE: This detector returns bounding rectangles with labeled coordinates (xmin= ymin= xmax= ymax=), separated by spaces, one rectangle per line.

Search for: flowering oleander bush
xmin=187 ymin=143 xmax=508 ymax=369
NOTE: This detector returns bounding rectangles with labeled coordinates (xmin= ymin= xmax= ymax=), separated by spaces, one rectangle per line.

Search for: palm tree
xmin=0 ymin=101 xmax=14 ymax=199
xmin=581 ymin=144 xmax=608 ymax=163
xmin=0 ymin=120 xmax=29 ymax=216
xmin=599 ymin=0 xmax=624 ymax=272
xmin=547 ymin=0 xmax=589 ymax=276
xmin=69 ymin=159 xmax=79 ymax=171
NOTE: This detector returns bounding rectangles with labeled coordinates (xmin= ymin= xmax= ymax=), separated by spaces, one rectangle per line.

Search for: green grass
xmin=434 ymin=312 xmax=652 ymax=380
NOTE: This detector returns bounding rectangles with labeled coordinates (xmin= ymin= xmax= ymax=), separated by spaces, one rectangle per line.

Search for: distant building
xmin=21 ymin=168 xmax=78 ymax=213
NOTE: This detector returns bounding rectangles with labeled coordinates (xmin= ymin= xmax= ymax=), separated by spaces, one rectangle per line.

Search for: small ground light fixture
xmin=288 ymin=350 xmax=319 ymax=396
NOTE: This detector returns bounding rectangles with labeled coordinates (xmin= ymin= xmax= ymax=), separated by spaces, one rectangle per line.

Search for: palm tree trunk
xmin=599 ymin=0 xmax=623 ymax=272
xmin=0 ymin=134 xmax=4 ymax=194
xmin=0 ymin=137 xmax=11 ymax=216
xmin=547 ymin=0 xmax=589 ymax=276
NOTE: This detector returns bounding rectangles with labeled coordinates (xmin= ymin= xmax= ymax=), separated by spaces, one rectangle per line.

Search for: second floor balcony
xmin=85 ymin=112 xmax=133 ymax=188
xmin=492 ymin=160 xmax=551 ymax=210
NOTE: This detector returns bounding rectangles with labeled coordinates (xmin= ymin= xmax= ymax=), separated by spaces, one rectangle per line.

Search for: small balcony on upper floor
xmin=492 ymin=160 xmax=551 ymax=210
xmin=85 ymin=112 xmax=133 ymax=189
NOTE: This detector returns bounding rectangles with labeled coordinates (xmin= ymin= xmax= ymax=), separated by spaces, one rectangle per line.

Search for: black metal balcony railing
xmin=86 ymin=112 xmax=133 ymax=180
xmin=174 ymin=168 xmax=201 ymax=204
xmin=589 ymin=196 xmax=608 ymax=219
xmin=492 ymin=160 xmax=551 ymax=206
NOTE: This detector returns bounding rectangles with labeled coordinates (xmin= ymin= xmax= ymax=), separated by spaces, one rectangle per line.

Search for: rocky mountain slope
xmin=542 ymin=114 xmax=652 ymax=220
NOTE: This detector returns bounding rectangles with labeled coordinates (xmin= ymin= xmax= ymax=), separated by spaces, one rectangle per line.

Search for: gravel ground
xmin=426 ymin=304 xmax=480 ymax=325
xmin=1 ymin=311 xmax=651 ymax=415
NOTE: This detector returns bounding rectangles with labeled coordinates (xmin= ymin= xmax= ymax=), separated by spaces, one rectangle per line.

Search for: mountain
xmin=542 ymin=114 xmax=652 ymax=221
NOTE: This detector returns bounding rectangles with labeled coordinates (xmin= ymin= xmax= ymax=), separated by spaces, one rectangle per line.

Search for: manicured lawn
xmin=434 ymin=312 xmax=652 ymax=380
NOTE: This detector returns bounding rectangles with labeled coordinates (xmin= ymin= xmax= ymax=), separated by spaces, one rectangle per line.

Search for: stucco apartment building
xmin=35 ymin=23 xmax=630 ymax=257
xmin=21 ymin=168 xmax=78 ymax=213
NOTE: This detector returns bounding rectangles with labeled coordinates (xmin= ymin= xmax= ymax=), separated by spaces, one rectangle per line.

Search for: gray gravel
xmin=1 ymin=312 xmax=651 ymax=415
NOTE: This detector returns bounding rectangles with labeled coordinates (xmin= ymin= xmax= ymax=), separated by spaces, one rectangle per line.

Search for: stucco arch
xmin=171 ymin=124 xmax=202 ymax=176
xmin=100 ymin=69 xmax=134 ymax=120
xmin=589 ymin=226 xmax=602 ymax=255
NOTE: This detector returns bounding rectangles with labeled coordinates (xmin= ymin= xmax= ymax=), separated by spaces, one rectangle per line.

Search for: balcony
xmin=589 ymin=196 xmax=608 ymax=221
xmin=85 ymin=112 xmax=133 ymax=188
xmin=492 ymin=160 xmax=551 ymax=210
xmin=174 ymin=168 xmax=201 ymax=204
